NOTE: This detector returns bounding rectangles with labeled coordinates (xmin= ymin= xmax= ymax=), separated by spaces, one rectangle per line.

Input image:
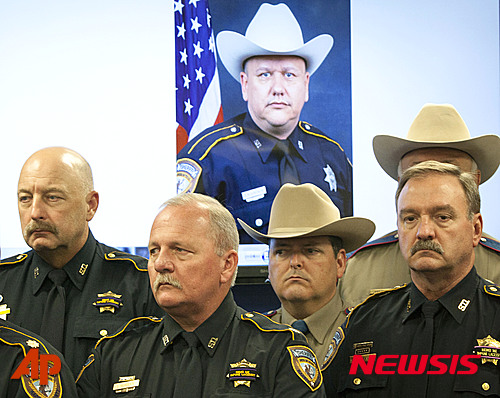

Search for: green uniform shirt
xmin=76 ymin=292 xmax=326 ymax=397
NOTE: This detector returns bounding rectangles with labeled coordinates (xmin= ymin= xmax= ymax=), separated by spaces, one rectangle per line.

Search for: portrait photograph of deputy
xmin=176 ymin=1 xmax=353 ymax=243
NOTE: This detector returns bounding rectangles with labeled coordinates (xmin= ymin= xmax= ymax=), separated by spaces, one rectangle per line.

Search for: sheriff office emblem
xmin=22 ymin=361 xmax=62 ymax=398
xmin=93 ymin=291 xmax=123 ymax=313
xmin=474 ymin=335 xmax=500 ymax=365
xmin=322 ymin=327 xmax=345 ymax=370
xmin=287 ymin=346 xmax=322 ymax=391
xmin=226 ymin=359 xmax=259 ymax=387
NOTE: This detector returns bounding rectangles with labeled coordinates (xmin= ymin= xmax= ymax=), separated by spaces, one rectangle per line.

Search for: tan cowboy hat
xmin=373 ymin=103 xmax=500 ymax=183
xmin=216 ymin=3 xmax=334 ymax=81
xmin=238 ymin=183 xmax=375 ymax=252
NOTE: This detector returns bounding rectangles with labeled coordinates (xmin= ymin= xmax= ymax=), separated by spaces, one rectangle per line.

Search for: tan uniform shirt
xmin=269 ymin=293 xmax=346 ymax=367
xmin=339 ymin=230 xmax=500 ymax=308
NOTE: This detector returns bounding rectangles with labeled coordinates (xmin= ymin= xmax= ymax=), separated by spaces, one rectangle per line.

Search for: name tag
xmin=241 ymin=186 xmax=267 ymax=203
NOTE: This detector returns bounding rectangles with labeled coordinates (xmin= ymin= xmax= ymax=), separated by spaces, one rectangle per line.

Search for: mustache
xmin=268 ymin=99 xmax=289 ymax=106
xmin=410 ymin=240 xmax=444 ymax=256
xmin=153 ymin=273 xmax=182 ymax=292
xmin=23 ymin=220 xmax=58 ymax=238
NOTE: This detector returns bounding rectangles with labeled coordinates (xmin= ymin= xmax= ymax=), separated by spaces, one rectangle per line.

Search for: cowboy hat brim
xmin=238 ymin=216 xmax=375 ymax=253
xmin=373 ymin=134 xmax=500 ymax=183
xmin=216 ymin=31 xmax=334 ymax=81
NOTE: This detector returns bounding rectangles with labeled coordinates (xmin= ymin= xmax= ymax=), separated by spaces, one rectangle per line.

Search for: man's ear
xmin=240 ymin=71 xmax=249 ymax=102
xmin=86 ymin=191 xmax=99 ymax=221
xmin=220 ymin=250 xmax=238 ymax=285
xmin=336 ymin=248 xmax=347 ymax=280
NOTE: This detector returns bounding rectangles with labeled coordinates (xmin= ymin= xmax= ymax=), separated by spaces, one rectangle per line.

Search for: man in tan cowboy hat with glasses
xmin=340 ymin=103 xmax=500 ymax=307
xmin=177 ymin=3 xmax=353 ymax=243
xmin=239 ymin=183 xmax=375 ymax=370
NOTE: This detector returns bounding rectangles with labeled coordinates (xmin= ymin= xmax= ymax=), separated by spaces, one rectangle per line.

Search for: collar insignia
xmin=474 ymin=335 xmax=500 ymax=365
xmin=287 ymin=346 xmax=322 ymax=391
xmin=226 ymin=358 xmax=259 ymax=387
xmin=27 ymin=340 xmax=39 ymax=348
xmin=34 ymin=267 xmax=39 ymax=279
xmin=113 ymin=376 xmax=140 ymax=394
xmin=79 ymin=263 xmax=88 ymax=275
xmin=93 ymin=291 xmax=123 ymax=313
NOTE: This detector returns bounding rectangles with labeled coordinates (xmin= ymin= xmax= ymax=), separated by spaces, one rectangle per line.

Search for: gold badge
xmin=113 ymin=375 xmax=140 ymax=393
xmin=474 ymin=335 xmax=500 ymax=365
xmin=287 ymin=346 xmax=322 ymax=391
xmin=93 ymin=291 xmax=123 ymax=313
xmin=79 ymin=263 xmax=88 ymax=275
xmin=226 ymin=359 xmax=260 ymax=387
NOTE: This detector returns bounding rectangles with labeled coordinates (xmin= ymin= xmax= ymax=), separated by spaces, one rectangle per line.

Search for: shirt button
xmin=482 ymin=382 xmax=490 ymax=391
xmin=100 ymin=329 xmax=108 ymax=337
xmin=481 ymin=237 xmax=487 ymax=242
xmin=108 ymin=253 xmax=116 ymax=258
xmin=353 ymin=378 xmax=361 ymax=385
xmin=230 ymin=127 xmax=237 ymax=133
xmin=255 ymin=218 xmax=263 ymax=227
xmin=304 ymin=124 xmax=311 ymax=130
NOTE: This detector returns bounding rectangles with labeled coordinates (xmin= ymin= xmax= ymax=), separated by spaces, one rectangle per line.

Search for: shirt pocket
xmin=337 ymin=374 xmax=388 ymax=396
xmin=73 ymin=316 xmax=129 ymax=339
xmin=453 ymin=366 xmax=500 ymax=396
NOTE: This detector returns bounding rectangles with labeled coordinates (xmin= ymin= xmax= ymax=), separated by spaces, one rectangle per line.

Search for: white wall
xmin=351 ymin=0 xmax=500 ymax=238
xmin=1 ymin=1 xmax=498 ymax=256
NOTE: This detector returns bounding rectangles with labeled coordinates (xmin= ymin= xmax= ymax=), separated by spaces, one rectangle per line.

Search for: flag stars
xmin=208 ymin=34 xmax=215 ymax=53
xmin=184 ymin=98 xmax=194 ymax=116
xmin=174 ymin=0 xmax=184 ymax=15
xmin=183 ymin=74 xmax=191 ymax=89
xmin=191 ymin=16 xmax=202 ymax=34
xmin=195 ymin=67 xmax=206 ymax=84
xmin=179 ymin=48 xmax=188 ymax=65
xmin=177 ymin=23 xmax=186 ymax=40
xmin=189 ymin=0 xmax=200 ymax=8
xmin=193 ymin=41 xmax=204 ymax=58
xmin=206 ymin=8 xmax=212 ymax=28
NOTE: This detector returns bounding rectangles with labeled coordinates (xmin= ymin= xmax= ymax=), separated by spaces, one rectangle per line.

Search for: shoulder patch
xmin=321 ymin=326 xmax=345 ymax=371
xmin=298 ymin=121 xmax=344 ymax=152
xmin=483 ymin=284 xmax=500 ymax=297
xmin=347 ymin=231 xmax=399 ymax=259
xmin=95 ymin=316 xmax=161 ymax=349
xmin=0 ymin=253 xmax=28 ymax=266
xmin=176 ymin=158 xmax=202 ymax=194
xmin=262 ymin=309 xmax=278 ymax=318
xmin=479 ymin=235 xmax=500 ymax=253
xmin=287 ymin=345 xmax=323 ymax=391
xmin=104 ymin=251 xmax=148 ymax=272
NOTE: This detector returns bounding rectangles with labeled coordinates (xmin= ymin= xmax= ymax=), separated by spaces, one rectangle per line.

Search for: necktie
xmin=276 ymin=140 xmax=300 ymax=184
xmin=173 ymin=331 xmax=203 ymax=397
xmin=40 ymin=269 xmax=67 ymax=352
xmin=420 ymin=300 xmax=441 ymax=395
xmin=292 ymin=319 xmax=309 ymax=334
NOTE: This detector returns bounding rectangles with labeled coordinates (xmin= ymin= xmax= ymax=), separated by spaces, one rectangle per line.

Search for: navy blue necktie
xmin=292 ymin=319 xmax=309 ymax=334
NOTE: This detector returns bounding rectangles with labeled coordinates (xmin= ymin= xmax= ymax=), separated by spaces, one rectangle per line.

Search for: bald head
xmin=17 ymin=147 xmax=99 ymax=268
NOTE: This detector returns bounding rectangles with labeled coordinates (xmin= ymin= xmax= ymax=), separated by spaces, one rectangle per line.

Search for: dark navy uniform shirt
xmin=177 ymin=113 xmax=353 ymax=242
xmin=76 ymin=292 xmax=326 ymax=397
xmin=0 ymin=319 xmax=77 ymax=398
xmin=0 ymin=231 xmax=163 ymax=376
xmin=325 ymin=267 xmax=500 ymax=397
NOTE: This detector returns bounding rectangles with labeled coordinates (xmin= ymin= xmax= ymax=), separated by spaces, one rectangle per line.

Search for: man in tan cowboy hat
xmin=177 ymin=3 xmax=353 ymax=243
xmin=339 ymin=103 xmax=500 ymax=307
xmin=239 ymin=183 xmax=375 ymax=370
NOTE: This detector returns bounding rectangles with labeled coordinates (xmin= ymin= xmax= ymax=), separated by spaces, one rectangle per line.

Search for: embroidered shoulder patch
xmin=321 ymin=327 xmax=345 ymax=371
xmin=176 ymin=158 xmax=202 ymax=194
xmin=21 ymin=363 xmax=62 ymax=398
xmin=287 ymin=345 xmax=322 ymax=391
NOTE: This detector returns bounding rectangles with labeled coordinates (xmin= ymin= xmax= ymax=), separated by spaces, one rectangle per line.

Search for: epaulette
xmin=479 ymin=234 xmax=500 ymax=254
xmin=298 ymin=121 xmax=345 ymax=152
xmin=94 ymin=316 xmax=162 ymax=349
xmin=262 ymin=309 xmax=278 ymax=318
xmin=347 ymin=231 xmax=399 ymax=259
xmin=483 ymin=284 xmax=500 ymax=297
xmin=102 ymin=249 xmax=148 ymax=272
xmin=0 ymin=324 xmax=51 ymax=355
xmin=185 ymin=123 xmax=244 ymax=162
xmin=0 ymin=252 xmax=29 ymax=267
xmin=240 ymin=311 xmax=304 ymax=340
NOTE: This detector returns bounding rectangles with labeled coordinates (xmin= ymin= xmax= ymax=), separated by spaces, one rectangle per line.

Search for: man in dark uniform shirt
xmin=325 ymin=161 xmax=500 ymax=397
xmin=340 ymin=103 xmax=500 ymax=307
xmin=0 ymin=147 xmax=162 ymax=375
xmin=1 ymin=318 xmax=77 ymax=398
xmin=177 ymin=3 xmax=352 ymax=242
xmin=76 ymin=193 xmax=325 ymax=397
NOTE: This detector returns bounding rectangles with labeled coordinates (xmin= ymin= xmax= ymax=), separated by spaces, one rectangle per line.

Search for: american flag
xmin=175 ymin=0 xmax=223 ymax=153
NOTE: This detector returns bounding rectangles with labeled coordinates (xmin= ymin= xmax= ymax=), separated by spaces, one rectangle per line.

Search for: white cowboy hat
xmin=373 ymin=103 xmax=500 ymax=183
xmin=216 ymin=3 xmax=334 ymax=81
xmin=238 ymin=183 xmax=375 ymax=253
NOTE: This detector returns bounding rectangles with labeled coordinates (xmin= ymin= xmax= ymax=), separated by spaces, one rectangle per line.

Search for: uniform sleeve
xmin=76 ymin=350 xmax=101 ymax=397
xmin=272 ymin=341 xmax=327 ymax=397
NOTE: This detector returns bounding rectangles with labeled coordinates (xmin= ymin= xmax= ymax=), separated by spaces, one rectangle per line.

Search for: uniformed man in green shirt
xmin=77 ymin=193 xmax=326 ymax=397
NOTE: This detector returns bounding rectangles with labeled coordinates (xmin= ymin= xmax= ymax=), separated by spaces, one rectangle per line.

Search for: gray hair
xmin=395 ymin=160 xmax=480 ymax=220
xmin=396 ymin=153 xmax=478 ymax=178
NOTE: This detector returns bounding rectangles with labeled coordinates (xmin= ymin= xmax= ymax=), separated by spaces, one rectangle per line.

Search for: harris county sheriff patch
xmin=287 ymin=345 xmax=322 ymax=391
xmin=176 ymin=158 xmax=202 ymax=194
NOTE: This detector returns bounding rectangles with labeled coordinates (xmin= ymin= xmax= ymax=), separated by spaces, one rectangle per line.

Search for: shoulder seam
xmin=299 ymin=121 xmax=344 ymax=152
xmin=188 ymin=124 xmax=242 ymax=155
xmin=94 ymin=316 xmax=161 ymax=349
xmin=104 ymin=251 xmax=147 ymax=272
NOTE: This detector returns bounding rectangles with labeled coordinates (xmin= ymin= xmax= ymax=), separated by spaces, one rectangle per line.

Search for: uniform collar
xmin=281 ymin=293 xmax=345 ymax=345
xmin=160 ymin=291 xmax=237 ymax=357
xmin=31 ymin=230 xmax=97 ymax=294
xmin=403 ymin=267 xmax=478 ymax=325
xmin=243 ymin=114 xmax=307 ymax=163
